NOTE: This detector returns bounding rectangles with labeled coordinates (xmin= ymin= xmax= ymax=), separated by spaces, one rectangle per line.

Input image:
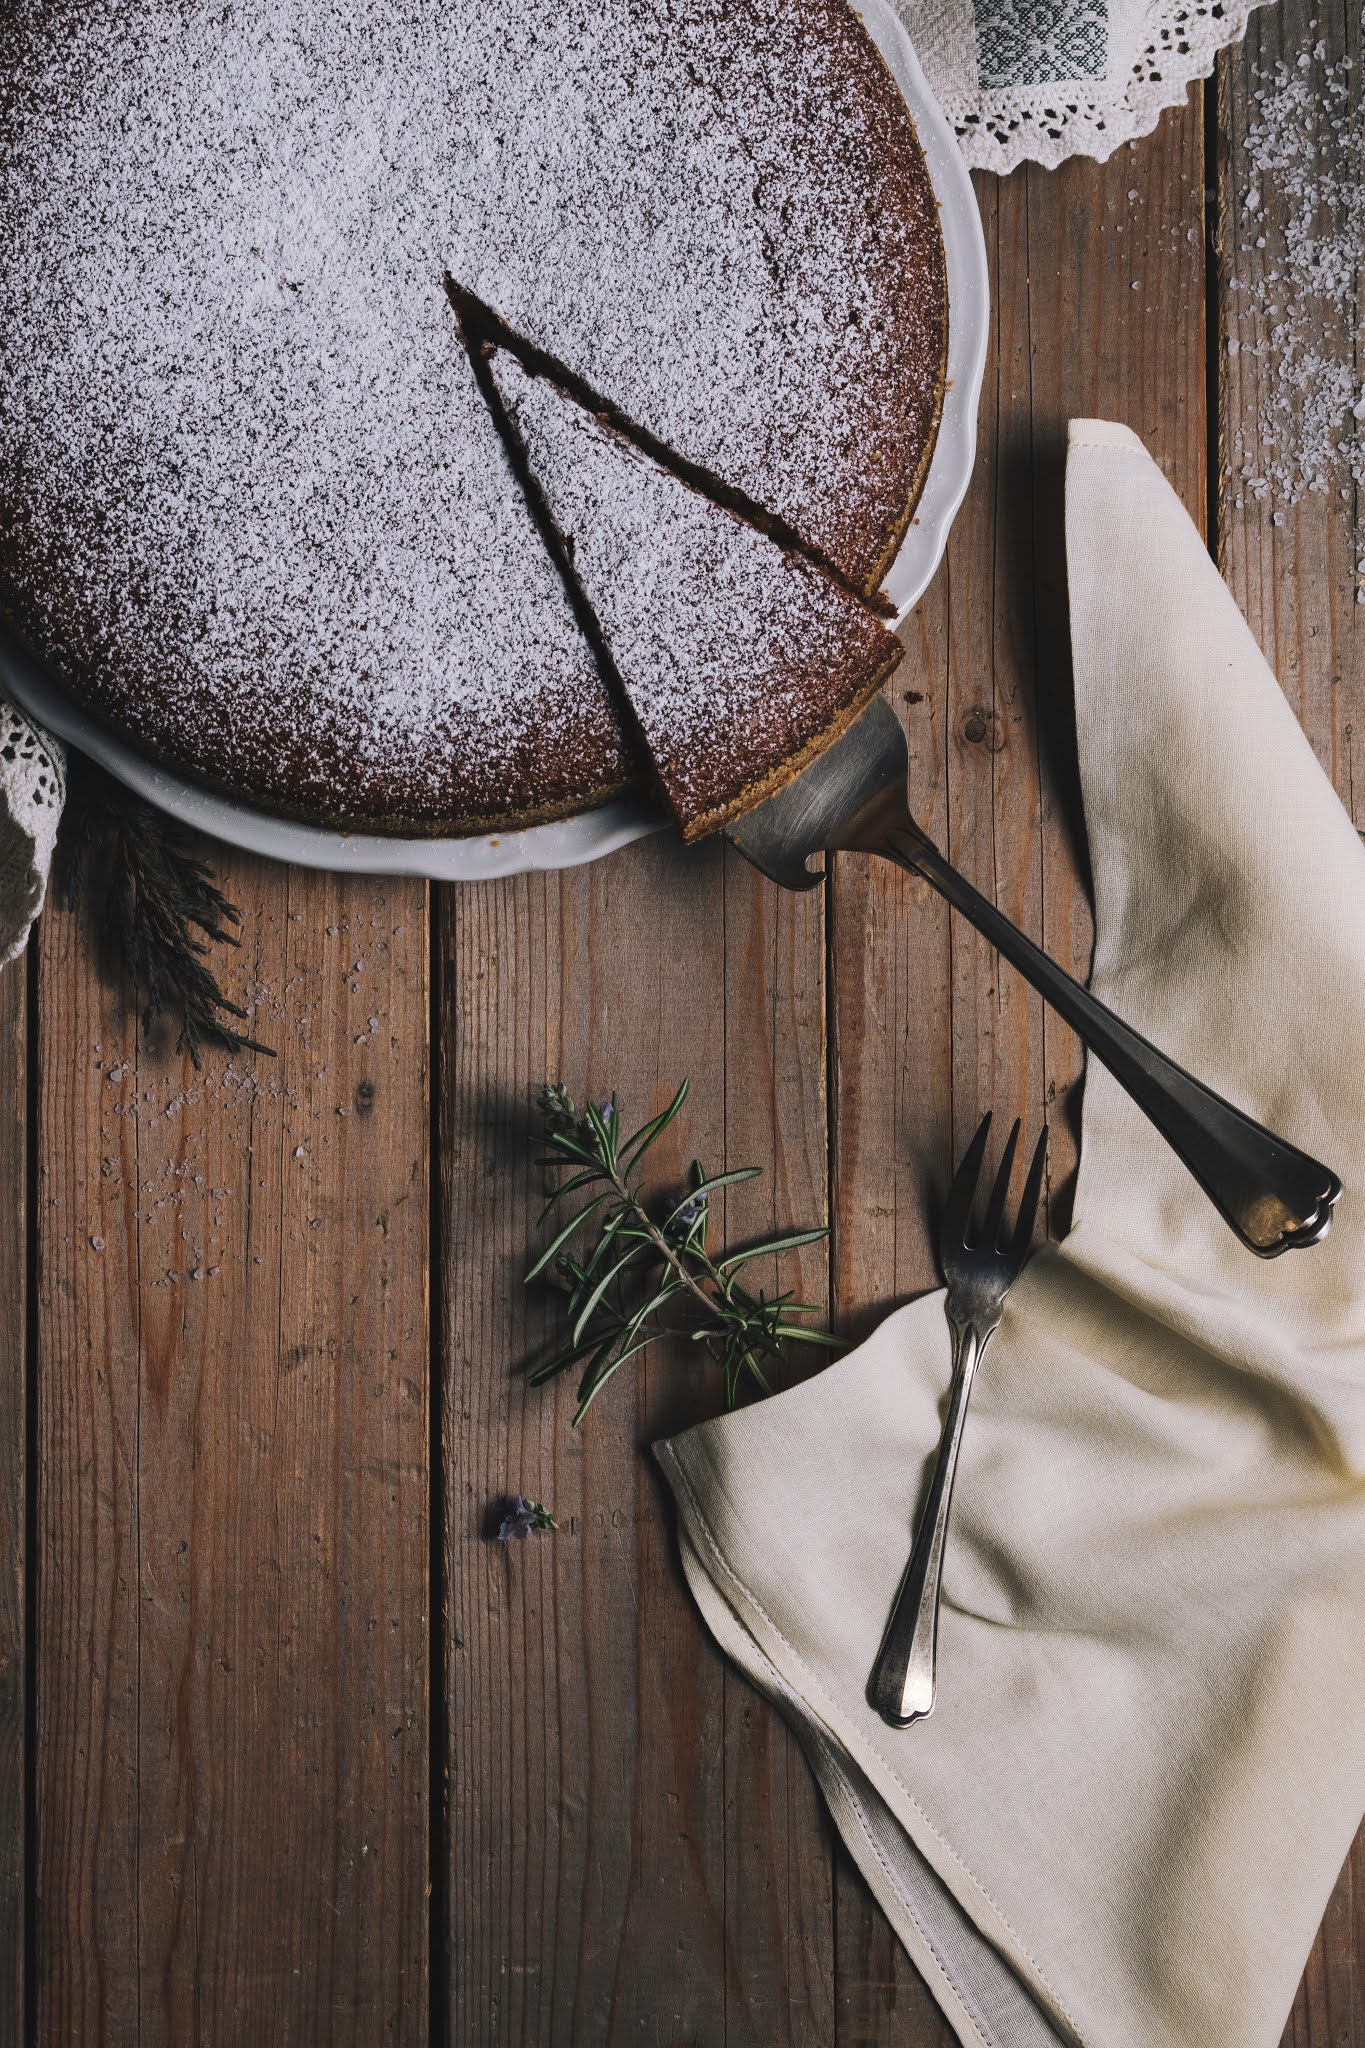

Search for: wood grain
xmin=1217 ymin=6 xmax=1365 ymax=2039
xmin=0 ymin=954 xmax=27 ymax=2048
xmin=720 ymin=850 xmax=836 ymax=2048
xmin=828 ymin=101 xmax=1207 ymax=2042
xmin=32 ymin=861 xmax=429 ymax=2043
xmin=439 ymin=830 xmax=834 ymax=2045
xmin=6 ymin=21 xmax=1365 ymax=2044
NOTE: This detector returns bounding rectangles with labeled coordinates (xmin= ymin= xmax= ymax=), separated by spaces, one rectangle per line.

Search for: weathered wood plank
xmin=1217 ymin=6 xmax=1365 ymax=2038
xmin=440 ymin=828 xmax=833 ymax=2044
xmin=719 ymin=850 xmax=837 ymax=2048
xmin=0 ymin=952 xmax=28 ymax=2048
xmin=829 ymin=97 xmax=1207 ymax=2039
xmin=33 ymin=861 xmax=429 ymax=2043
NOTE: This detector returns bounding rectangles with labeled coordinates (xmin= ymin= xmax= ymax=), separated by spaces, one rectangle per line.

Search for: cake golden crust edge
xmin=676 ymin=640 xmax=905 ymax=844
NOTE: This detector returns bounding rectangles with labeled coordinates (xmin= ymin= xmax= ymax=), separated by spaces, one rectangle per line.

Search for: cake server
xmin=725 ymin=698 xmax=1342 ymax=1256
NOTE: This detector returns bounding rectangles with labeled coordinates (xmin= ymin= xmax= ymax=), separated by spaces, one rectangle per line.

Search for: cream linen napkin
xmin=656 ymin=420 xmax=1365 ymax=2048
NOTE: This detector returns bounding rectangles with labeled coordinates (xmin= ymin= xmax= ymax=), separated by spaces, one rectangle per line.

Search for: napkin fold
xmin=656 ymin=420 xmax=1365 ymax=2048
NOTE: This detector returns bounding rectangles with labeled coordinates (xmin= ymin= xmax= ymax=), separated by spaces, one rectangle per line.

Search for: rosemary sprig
xmin=58 ymin=755 xmax=273 ymax=1066
xmin=528 ymin=1081 xmax=840 ymax=1424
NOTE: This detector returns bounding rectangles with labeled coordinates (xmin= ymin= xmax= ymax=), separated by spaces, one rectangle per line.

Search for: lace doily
xmin=0 ymin=689 xmax=65 ymax=967
xmin=892 ymin=0 xmax=1272 ymax=172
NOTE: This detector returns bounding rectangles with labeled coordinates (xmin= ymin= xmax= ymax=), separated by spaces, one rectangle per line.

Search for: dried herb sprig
xmin=58 ymin=757 xmax=273 ymax=1066
xmin=528 ymin=1080 xmax=840 ymax=1424
xmin=494 ymin=1495 xmax=558 ymax=1542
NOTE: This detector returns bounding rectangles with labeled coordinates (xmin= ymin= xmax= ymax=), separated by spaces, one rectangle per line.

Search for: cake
xmin=485 ymin=346 xmax=904 ymax=840
xmin=0 ymin=0 xmax=948 ymax=835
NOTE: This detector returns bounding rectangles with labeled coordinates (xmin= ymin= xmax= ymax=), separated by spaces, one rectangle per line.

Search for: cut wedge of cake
xmin=484 ymin=347 xmax=904 ymax=842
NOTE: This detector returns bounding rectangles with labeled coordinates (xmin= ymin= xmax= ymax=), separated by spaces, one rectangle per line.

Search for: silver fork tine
xmin=982 ymin=1117 xmax=1021 ymax=1249
xmin=941 ymin=1112 xmax=992 ymax=1254
xmin=1011 ymin=1126 xmax=1049 ymax=1263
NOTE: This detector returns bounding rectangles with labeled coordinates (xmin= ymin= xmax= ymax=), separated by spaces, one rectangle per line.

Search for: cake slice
xmin=484 ymin=346 xmax=903 ymax=842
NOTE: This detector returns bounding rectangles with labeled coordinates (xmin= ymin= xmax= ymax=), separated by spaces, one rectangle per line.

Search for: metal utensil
xmin=867 ymin=1113 xmax=1046 ymax=1727
xmin=726 ymin=699 xmax=1340 ymax=1257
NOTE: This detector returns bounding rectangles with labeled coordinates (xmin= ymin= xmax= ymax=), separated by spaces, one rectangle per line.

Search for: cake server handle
xmin=846 ymin=821 xmax=1341 ymax=1258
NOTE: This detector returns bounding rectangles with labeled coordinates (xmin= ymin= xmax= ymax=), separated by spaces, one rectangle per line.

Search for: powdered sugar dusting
xmin=0 ymin=0 xmax=940 ymax=829
xmin=447 ymin=0 xmax=946 ymax=588
xmin=494 ymin=351 xmax=898 ymax=833
xmin=0 ymin=0 xmax=633 ymax=827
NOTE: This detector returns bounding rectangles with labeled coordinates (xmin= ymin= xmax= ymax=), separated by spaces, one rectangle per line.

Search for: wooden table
xmin=2 ymin=9 xmax=1361 ymax=2041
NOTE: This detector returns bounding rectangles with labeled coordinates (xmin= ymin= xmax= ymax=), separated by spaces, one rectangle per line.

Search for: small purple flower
xmin=674 ymin=1190 xmax=709 ymax=1231
xmin=597 ymin=1100 xmax=615 ymax=1124
xmin=495 ymin=1494 xmax=558 ymax=1542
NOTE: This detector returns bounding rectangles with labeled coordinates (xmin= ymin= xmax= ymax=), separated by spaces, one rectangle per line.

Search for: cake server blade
xmin=725 ymin=696 xmax=1341 ymax=1257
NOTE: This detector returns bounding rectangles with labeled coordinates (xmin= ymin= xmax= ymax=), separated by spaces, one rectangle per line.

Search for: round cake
xmin=0 ymin=0 xmax=948 ymax=835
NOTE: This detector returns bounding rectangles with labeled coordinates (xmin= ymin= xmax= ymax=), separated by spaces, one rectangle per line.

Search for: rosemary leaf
xmin=717 ymin=1226 xmax=832 ymax=1270
xmin=619 ymin=1078 xmax=691 ymax=1165
xmin=524 ymin=1193 xmax=613 ymax=1281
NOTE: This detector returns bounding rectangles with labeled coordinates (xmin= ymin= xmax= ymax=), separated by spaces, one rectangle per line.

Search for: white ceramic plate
xmin=863 ymin=0 xmax=990 ymax=624
xmin=0 ymin=5 xmax=987 ymax=882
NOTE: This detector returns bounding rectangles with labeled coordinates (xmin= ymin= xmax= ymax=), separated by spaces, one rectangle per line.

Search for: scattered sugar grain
xmin=1226 ymin=23 xmax=1365 ymax=600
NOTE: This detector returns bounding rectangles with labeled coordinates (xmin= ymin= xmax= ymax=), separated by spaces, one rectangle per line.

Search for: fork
xmin=867 ymin=1113 xmax=1048 ymax=1728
